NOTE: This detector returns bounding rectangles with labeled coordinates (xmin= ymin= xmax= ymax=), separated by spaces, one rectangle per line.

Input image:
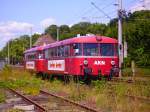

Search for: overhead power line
xmin=91 ymin=2 xmax=112 ymax=19
xmin=101 ymin=1 xmax=115 ymax=9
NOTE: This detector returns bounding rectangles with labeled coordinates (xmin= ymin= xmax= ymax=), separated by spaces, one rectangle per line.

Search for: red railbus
xmin=24 ymin=35 xmax=119 ymax=80
xmin=43 ymin=35 xmax=119 ymax=80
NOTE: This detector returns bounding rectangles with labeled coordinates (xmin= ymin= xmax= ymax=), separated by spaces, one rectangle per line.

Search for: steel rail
xmin=40 ymin=90 xmax=99 ymax=112
xmin=8 ymin=88 xmax=46 ymax=112
xmin=125 ymin=94 xmax=150 ymax=102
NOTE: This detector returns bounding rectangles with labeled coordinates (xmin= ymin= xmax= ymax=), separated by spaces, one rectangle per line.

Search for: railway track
xmin=5 ymin=88 xmax=99 ymax=112
xmin=40 ymin=90 xmax=99 ymax=112
xmin=125 ymin=95 xmax=150 ymax=102
xmin=8 ymin=88 xmax=46 ymax=112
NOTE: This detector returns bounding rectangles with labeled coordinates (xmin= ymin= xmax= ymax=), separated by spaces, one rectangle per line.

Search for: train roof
xmin=24 ymin=35 xmax=118 ymax=53
xmin=24 ymin=46 xmax=44 ymax=54
xmin=44 ymin=35 xmax=118 ymax=49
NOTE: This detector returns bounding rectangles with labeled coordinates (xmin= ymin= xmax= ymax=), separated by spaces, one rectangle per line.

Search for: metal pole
xmin=57 ymin=27 xmax=59 ymax=41
xmin=8 ymin=41 xmax=10 ymax=65
xmin=30 ymin=27 xmax=32 ymax=48
xmin=118 ymin=0 xmax=123 ymax=77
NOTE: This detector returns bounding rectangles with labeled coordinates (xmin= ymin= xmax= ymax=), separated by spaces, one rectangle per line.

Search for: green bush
xmin=0 ymin=93 xmax=5 ymax=103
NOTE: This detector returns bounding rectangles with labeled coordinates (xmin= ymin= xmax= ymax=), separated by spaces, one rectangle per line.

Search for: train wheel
xmin=36 ymin=72 xmax=41 ymax=78
xmin=108 ymin=69 xmax=114 ymax=80
xmin=64 ymin=75 xmax=69 ymax=84
xmin=42 ymin=73 xmax=47 ymax=80
xmin=48 ymin=74 xmax=53 ymax=81
xmin=83 ymin=74 xmax=91 ymax=85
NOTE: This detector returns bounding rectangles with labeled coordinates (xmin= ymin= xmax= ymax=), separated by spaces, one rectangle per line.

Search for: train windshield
xmin=83 ymin=43 xmax=98 ymax=56
xmin=100 ymin=43 xmax=118 ymax=56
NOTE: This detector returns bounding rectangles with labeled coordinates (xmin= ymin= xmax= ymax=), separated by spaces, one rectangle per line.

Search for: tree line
xmin=0 ymin=10 xmax=149 ymax=67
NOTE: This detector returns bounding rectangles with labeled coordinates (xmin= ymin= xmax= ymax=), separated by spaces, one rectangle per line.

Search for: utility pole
xmin=30 ymin=27 xmax=32 ymax=48
xmin=118 ymin=0 xmax=123 ymax=77
xmin=57 ymin=27 xmax=59 ymax=41
xmin=7 ymin=41 xmax=10 ymax=65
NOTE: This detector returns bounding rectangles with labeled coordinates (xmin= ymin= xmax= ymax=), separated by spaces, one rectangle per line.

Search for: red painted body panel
xmin=36 ymin=59 xmax=45 ymax=72
xmin=42 ymin=56 xmax=118 ymax=76
xmin=24 ymin=35 xmax=119 ymax=78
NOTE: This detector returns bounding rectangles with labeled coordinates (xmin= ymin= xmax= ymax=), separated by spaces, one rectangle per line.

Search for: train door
xmin=64 ymin=45 xmax=70 ymax=75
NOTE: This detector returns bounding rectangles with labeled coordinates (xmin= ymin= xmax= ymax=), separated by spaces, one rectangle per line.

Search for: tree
xmin=70 ymin=22 xmax=92 ymax=36
xmin=44 ymin=25 xmax=58 ymax=39
xmin=59 ymin=25 xmax=72 ymax=40
xmin=87 ymin=23 xmax=107 ymax=35
xmin=0 ymin=34 xmax=40 ymax=64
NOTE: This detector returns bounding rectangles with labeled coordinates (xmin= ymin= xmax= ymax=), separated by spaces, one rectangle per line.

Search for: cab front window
xmin=83 ymin=43 xmax=98 ymax=56
xmin=100 ymin=43 xmax=117 ymax=56
xmin=72 ymin=43 xmax=82 ymax=56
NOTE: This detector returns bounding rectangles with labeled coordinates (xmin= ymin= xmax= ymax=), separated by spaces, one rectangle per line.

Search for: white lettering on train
xmin=26 ymin=61 xmax=35 ymax=69
xmin=94 ymin=61 xmax=105 ymax=65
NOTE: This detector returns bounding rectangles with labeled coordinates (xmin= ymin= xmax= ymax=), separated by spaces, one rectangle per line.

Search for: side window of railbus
xmin=61 ymin=46 xmax=65 ymax=57
xmin=58 ymin=46 xmax=64 ymax=57
xmin=58 ymin=47 xmax=61 ymax=57
xmin=72 ymin=43 xmax=82 ymax=56
xmin=38 ymin=51 xmax=44 ymax=59
xmin=45 ymin=49 xmax=49 ymax=59
xmin=83 ymin=43 xmax=98 ymax=56
xmin=100 ymin=43 xmax=114 ymax=56
xmin=27 ymin=53 xmax=35 ymax=60
xmin=64 ymin=45 xmax=70 ymax=57
xmin=54 ymin=47 xmax=57 ymax=57
xmin=51 ymin=48 xmax=55 ymax=57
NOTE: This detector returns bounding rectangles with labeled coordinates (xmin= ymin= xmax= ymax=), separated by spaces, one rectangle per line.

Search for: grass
xmin=122 ymin=67 xmax=150 ymax=77
xmin=0 ymin=65 xmax=42 ymax=95
xmin=6 ymin=109 xmax=24 ymax=112
xmin=0 ymin=92 xmax=5 ymax=103
xmin=42 ymin=78 xmax=150 ymax=111
xmin=0 ymin=65 xmax=149 ymax=111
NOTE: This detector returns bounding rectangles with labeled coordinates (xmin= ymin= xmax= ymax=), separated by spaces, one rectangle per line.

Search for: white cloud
xmin=130 ymin=0 xmax=150 ymax=12
xmin=40 ymin=17 xmax=56 ymax=28
xmin=34 ymin=32 xmax=42 ymax=35
xmin=0 ymin=21 xmax=34 ymax=50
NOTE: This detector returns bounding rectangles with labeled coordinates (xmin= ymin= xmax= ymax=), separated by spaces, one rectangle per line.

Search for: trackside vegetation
xmin=0 ymin=66 xmax=150 ymax=111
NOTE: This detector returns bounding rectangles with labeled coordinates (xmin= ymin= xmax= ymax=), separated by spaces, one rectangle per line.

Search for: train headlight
xmin=111 ymin=61 xmax=115 ymax=65
xmin=84 ymin=59 xmax=88 ymax=65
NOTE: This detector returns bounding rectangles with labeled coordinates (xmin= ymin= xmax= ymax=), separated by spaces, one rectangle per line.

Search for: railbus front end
xmin=70 ymin=42 xmax=119 ymax=80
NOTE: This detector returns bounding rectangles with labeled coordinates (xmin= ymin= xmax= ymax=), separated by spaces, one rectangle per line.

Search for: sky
xmin=0 ymin=0 xmax=150 ymax=50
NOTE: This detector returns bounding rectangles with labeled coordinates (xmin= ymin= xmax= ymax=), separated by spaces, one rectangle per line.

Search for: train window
xmin=100 ymin=43 xmax=115 ymax=56
xmin=58 ymin=46 xmax=61 ymax=57
xmin=38 ymin=51 xmax=44 ymax=59
xmin=83 ymin=43 xmax=98 ymax=56
xmin=51 ymin=48 xmax=55 ymax=57
xmin=26 ymin=53 xmax=36 ymax=60
xmin=38 ymin=53 xmax=43 ymax=59
xmin=73 ymin=43 xmax=82 ymax=56
xmin=54 ymin=47 xmax=57 ymax=57
xmin=58 ymin=46 xmax=64 ymax=57
xmin=64 ymin=45 xmax=70 ymax=57
xmin=61 ymin=46 xmax=64 ymax=56
xmin=45 ymin=49 xmax=49 ymax=59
